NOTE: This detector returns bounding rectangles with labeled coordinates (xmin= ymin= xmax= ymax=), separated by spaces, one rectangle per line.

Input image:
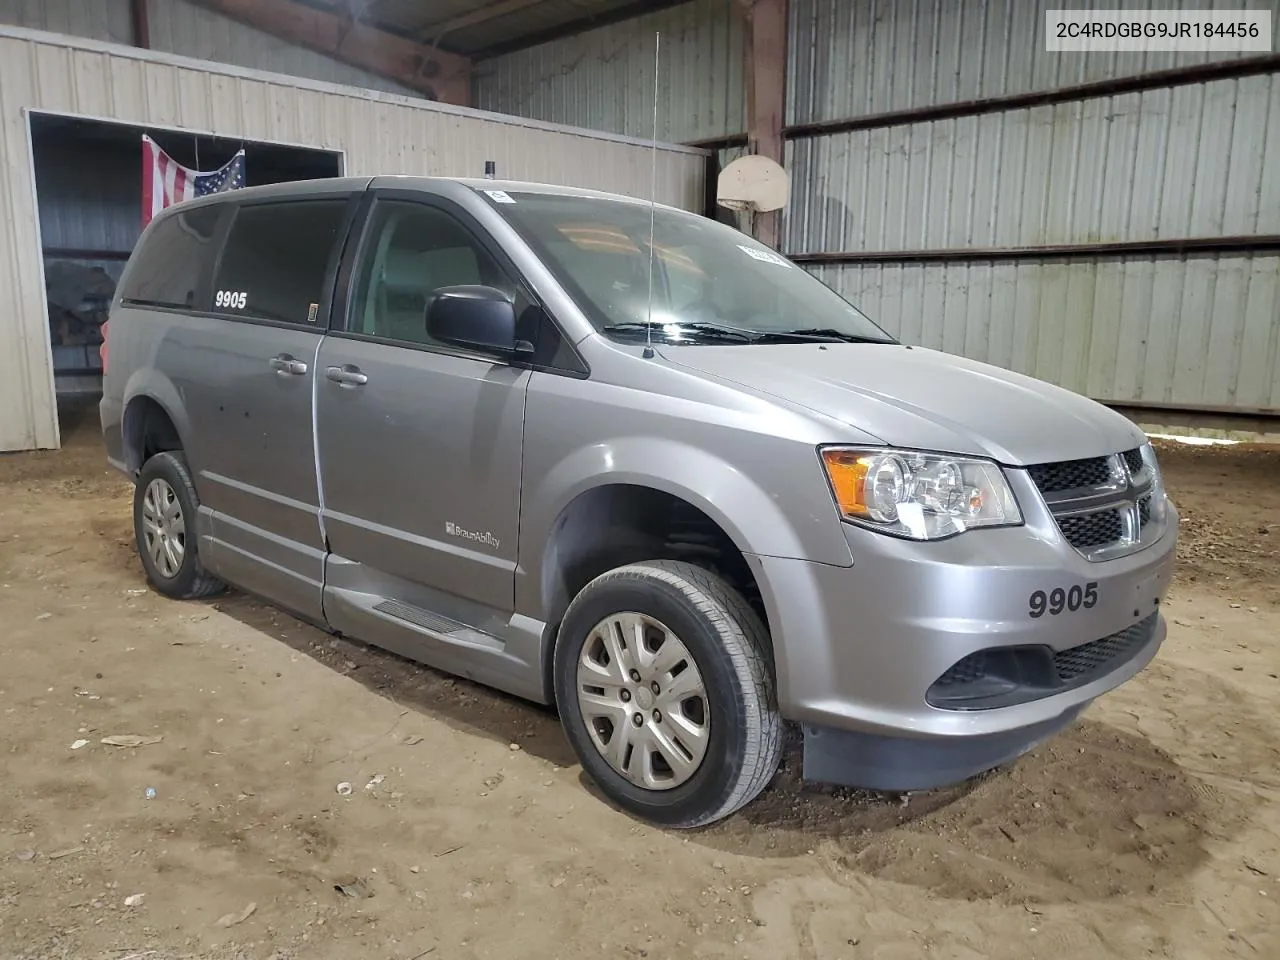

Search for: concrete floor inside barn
xmin=2 ymin=401 xmax=1278 ymax=959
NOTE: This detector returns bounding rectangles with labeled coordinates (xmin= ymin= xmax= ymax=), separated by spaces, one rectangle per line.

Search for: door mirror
xmin=426 ymin=285 xmax=523 ymax=357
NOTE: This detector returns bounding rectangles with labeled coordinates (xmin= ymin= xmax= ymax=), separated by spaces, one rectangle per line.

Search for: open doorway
xmin=27 ymin=112 xmax=343 ymax=427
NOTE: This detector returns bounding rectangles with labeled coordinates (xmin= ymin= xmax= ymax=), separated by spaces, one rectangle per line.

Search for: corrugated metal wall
xmin=473 ymin=0 xmax=745 ymax=143
xmin=790 ymin=0 xmax=1280 ymax=124
xmin=809 ymin=255 xmax=1280 ymax=412
xmin=786 ymin=0 xmax=1280 ymax=415
xmin=33 ymin=128 xmax=145 ymax=392
xmin=0 ymin=26 xmax=708 ymax=452
xmin=147 ymin=0 xmax=420 ymax=97
xmin=785 ymin=74 xmax=1280 ymax=253
xmin=0 ymin=0 xmax=422 ymax=96
xmin=34 ymin=136 xmax=139 ymax=259
xmin=0 ymin=0 xmax=133 ymax=43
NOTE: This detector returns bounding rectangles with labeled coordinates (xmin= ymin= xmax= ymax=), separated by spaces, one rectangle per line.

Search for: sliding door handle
xmin=269 ymin=354 xmax=308 ymax=376
xmin=326 ymin=365 xmax=368 ymax=387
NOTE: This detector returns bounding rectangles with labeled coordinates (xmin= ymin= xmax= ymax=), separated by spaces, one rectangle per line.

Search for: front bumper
xmin=801 ymin=702 xmax=1089 ymax=792
xmin=748 ymin=493 xmax=1178 ymax=788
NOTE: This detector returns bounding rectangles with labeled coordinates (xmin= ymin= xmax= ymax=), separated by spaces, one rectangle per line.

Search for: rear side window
xmin=120 ymin=205 xmax=222 ymax=309
xmin=213 ymin=200 xmax=347 ymax=326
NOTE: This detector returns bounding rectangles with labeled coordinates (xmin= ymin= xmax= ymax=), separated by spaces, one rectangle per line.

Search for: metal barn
xmin=476 ymin=0 xmax=1280 ymax=423
xmin=0 ymin=24 xmax=707 ymax=452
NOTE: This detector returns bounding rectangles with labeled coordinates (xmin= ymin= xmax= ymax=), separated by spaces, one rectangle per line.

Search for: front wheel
xmin=553 ymin=560 xmax=783 ymax=828
xmin=133 ymin=452 xmax=224 ymax=600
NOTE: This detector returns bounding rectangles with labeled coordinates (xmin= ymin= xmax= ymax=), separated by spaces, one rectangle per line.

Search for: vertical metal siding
xmin=0 ymin=27 xmax=707 ymax=451
xmin=811 ymin=255 xmax=1280 ymax=411
xmin=33 ymin=136 xmax=140 ymax=252
xmin=147 ymin=0 xmax=422 ymax=98
xmin=0 ymin=0 xmax=133 ymax=44
xmin=790 ymin=0 xmax=1280 ymax=415
xmin=786 ymin=74 xmax=1280 ymax=253
xmin=473 ymin=0 xmax=745 ymax=143
xmin=789 ymin=0 xmax=1280 ymax=125
xmin=0 ymin=0 xmax=426 ymax=97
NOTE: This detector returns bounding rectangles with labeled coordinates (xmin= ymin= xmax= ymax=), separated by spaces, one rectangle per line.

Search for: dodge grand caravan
xmin=101 ymin=176 xmax=1177 ymax=827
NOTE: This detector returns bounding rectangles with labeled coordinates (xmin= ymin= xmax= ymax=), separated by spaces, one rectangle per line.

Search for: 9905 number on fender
xmin=1029 ymin=582 xmax=1097 ymax=618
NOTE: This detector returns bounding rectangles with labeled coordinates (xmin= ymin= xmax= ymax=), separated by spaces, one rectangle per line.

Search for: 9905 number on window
xmin=215 ymin=290 xmax=247 ymax=310
xmin=1029 ymin=582 xmax=1097 ymax=618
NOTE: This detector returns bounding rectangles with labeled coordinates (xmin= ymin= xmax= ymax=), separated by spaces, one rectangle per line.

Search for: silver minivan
xmin=100 ymin=176 xmax=1177 ymax=827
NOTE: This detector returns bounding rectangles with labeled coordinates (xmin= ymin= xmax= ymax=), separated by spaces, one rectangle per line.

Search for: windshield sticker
xmin=737 ymin=244 xmax=791 ymax=267
xmin=484 ymin=190 xmax=516 ymax=204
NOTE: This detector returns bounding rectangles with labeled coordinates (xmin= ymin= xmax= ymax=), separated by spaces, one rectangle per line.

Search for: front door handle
xmin=326 ymin=364 xmax=368 ymax=387
xmin=269 ymin=354 xmax=308 ymax=376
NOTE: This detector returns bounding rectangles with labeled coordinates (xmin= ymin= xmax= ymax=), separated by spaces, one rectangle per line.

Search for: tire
xmin=133 ymin=451 xmax=224 ymax=600
xmin=554 ymin=560 xmax=783 ymax=828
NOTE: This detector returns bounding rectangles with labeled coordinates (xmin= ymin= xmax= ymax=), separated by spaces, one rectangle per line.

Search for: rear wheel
xmin=554 ymin=560 xmax=783 ymax=828
xmin=133 ymin=452 xmax=224 ymax=600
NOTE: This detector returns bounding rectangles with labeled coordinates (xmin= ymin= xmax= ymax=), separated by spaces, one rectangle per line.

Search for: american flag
xmin=141 ymin=135 xmax=245 ymax=226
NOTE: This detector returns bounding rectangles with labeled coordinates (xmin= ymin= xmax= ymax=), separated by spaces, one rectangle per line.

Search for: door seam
xmin=310 ymin=334 xmax=332 ymax=620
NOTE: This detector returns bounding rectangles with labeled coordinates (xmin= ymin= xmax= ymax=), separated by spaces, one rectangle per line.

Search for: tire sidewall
xmin=554 ymin=568 xmax=754 ymax=826
xmin=133 ymin=453 xmax=202 ymax=599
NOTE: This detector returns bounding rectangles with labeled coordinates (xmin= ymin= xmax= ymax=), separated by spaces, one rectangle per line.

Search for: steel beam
xmin=130 ymin=0 xmax=150 ymax=48
xmin=790 ymin=235 xmax=1280 ymax=266
xmin=189 ymin=0 xmax=471 ymax=104
xmin=738 ymin=0 xmax=787 ymax=248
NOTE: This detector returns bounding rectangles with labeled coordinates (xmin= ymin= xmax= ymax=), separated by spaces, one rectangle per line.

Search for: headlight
xmin=1138 ymin=442 xmax=1171 ymax=521
xmin=820 ymin=447 xmax=1022 ymax=540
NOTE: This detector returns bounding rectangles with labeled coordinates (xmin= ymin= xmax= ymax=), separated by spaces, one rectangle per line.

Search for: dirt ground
xmin=2 ymin=402 xmax=1278 ymax=960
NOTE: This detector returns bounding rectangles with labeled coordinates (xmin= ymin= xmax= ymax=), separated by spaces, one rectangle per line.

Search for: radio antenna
xmin=642 ymin=30 xmax=660 ymax=360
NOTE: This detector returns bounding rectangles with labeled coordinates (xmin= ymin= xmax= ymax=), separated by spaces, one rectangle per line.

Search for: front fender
xmin=516 ymin=436 xmax=855 ymax=617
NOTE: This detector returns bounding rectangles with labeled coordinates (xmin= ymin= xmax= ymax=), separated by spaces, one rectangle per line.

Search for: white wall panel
xmin=0 ymin=26 xmax=708 ymax=451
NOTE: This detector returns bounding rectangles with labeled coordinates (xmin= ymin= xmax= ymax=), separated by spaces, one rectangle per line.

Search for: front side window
xmin=213 ymin=200 xmax=347 ymax=325
xmin=482 ymin=191 xmax=895 ymax=347
xmin=349 ymin=201 xmax=519 ymax=347
xmin=120 ymin=204 xmax=222 ymax=310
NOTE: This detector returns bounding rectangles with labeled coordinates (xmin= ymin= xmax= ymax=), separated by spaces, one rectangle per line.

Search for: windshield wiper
xmin=602 ymin=321 xmax=754 ymax=343
xmin=750 ymin=328 xmax=891 ymax=344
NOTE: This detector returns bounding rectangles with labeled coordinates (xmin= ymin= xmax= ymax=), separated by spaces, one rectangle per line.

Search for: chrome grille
xmin=1027 ymin=447 xmax=1165 ymax=560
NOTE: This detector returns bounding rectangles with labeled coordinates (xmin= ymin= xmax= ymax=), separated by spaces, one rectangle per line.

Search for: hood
xmin=659 ymin=343 xmax=1145 ymax=465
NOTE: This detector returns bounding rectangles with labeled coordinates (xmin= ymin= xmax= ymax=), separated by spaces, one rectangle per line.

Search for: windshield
xmin=481 ymin=190 xmax=894 ymax=346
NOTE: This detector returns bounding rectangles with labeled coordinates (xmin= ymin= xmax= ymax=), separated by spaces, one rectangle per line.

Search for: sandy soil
xmin=2 ymin=403 xmax=1278 ymax=960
